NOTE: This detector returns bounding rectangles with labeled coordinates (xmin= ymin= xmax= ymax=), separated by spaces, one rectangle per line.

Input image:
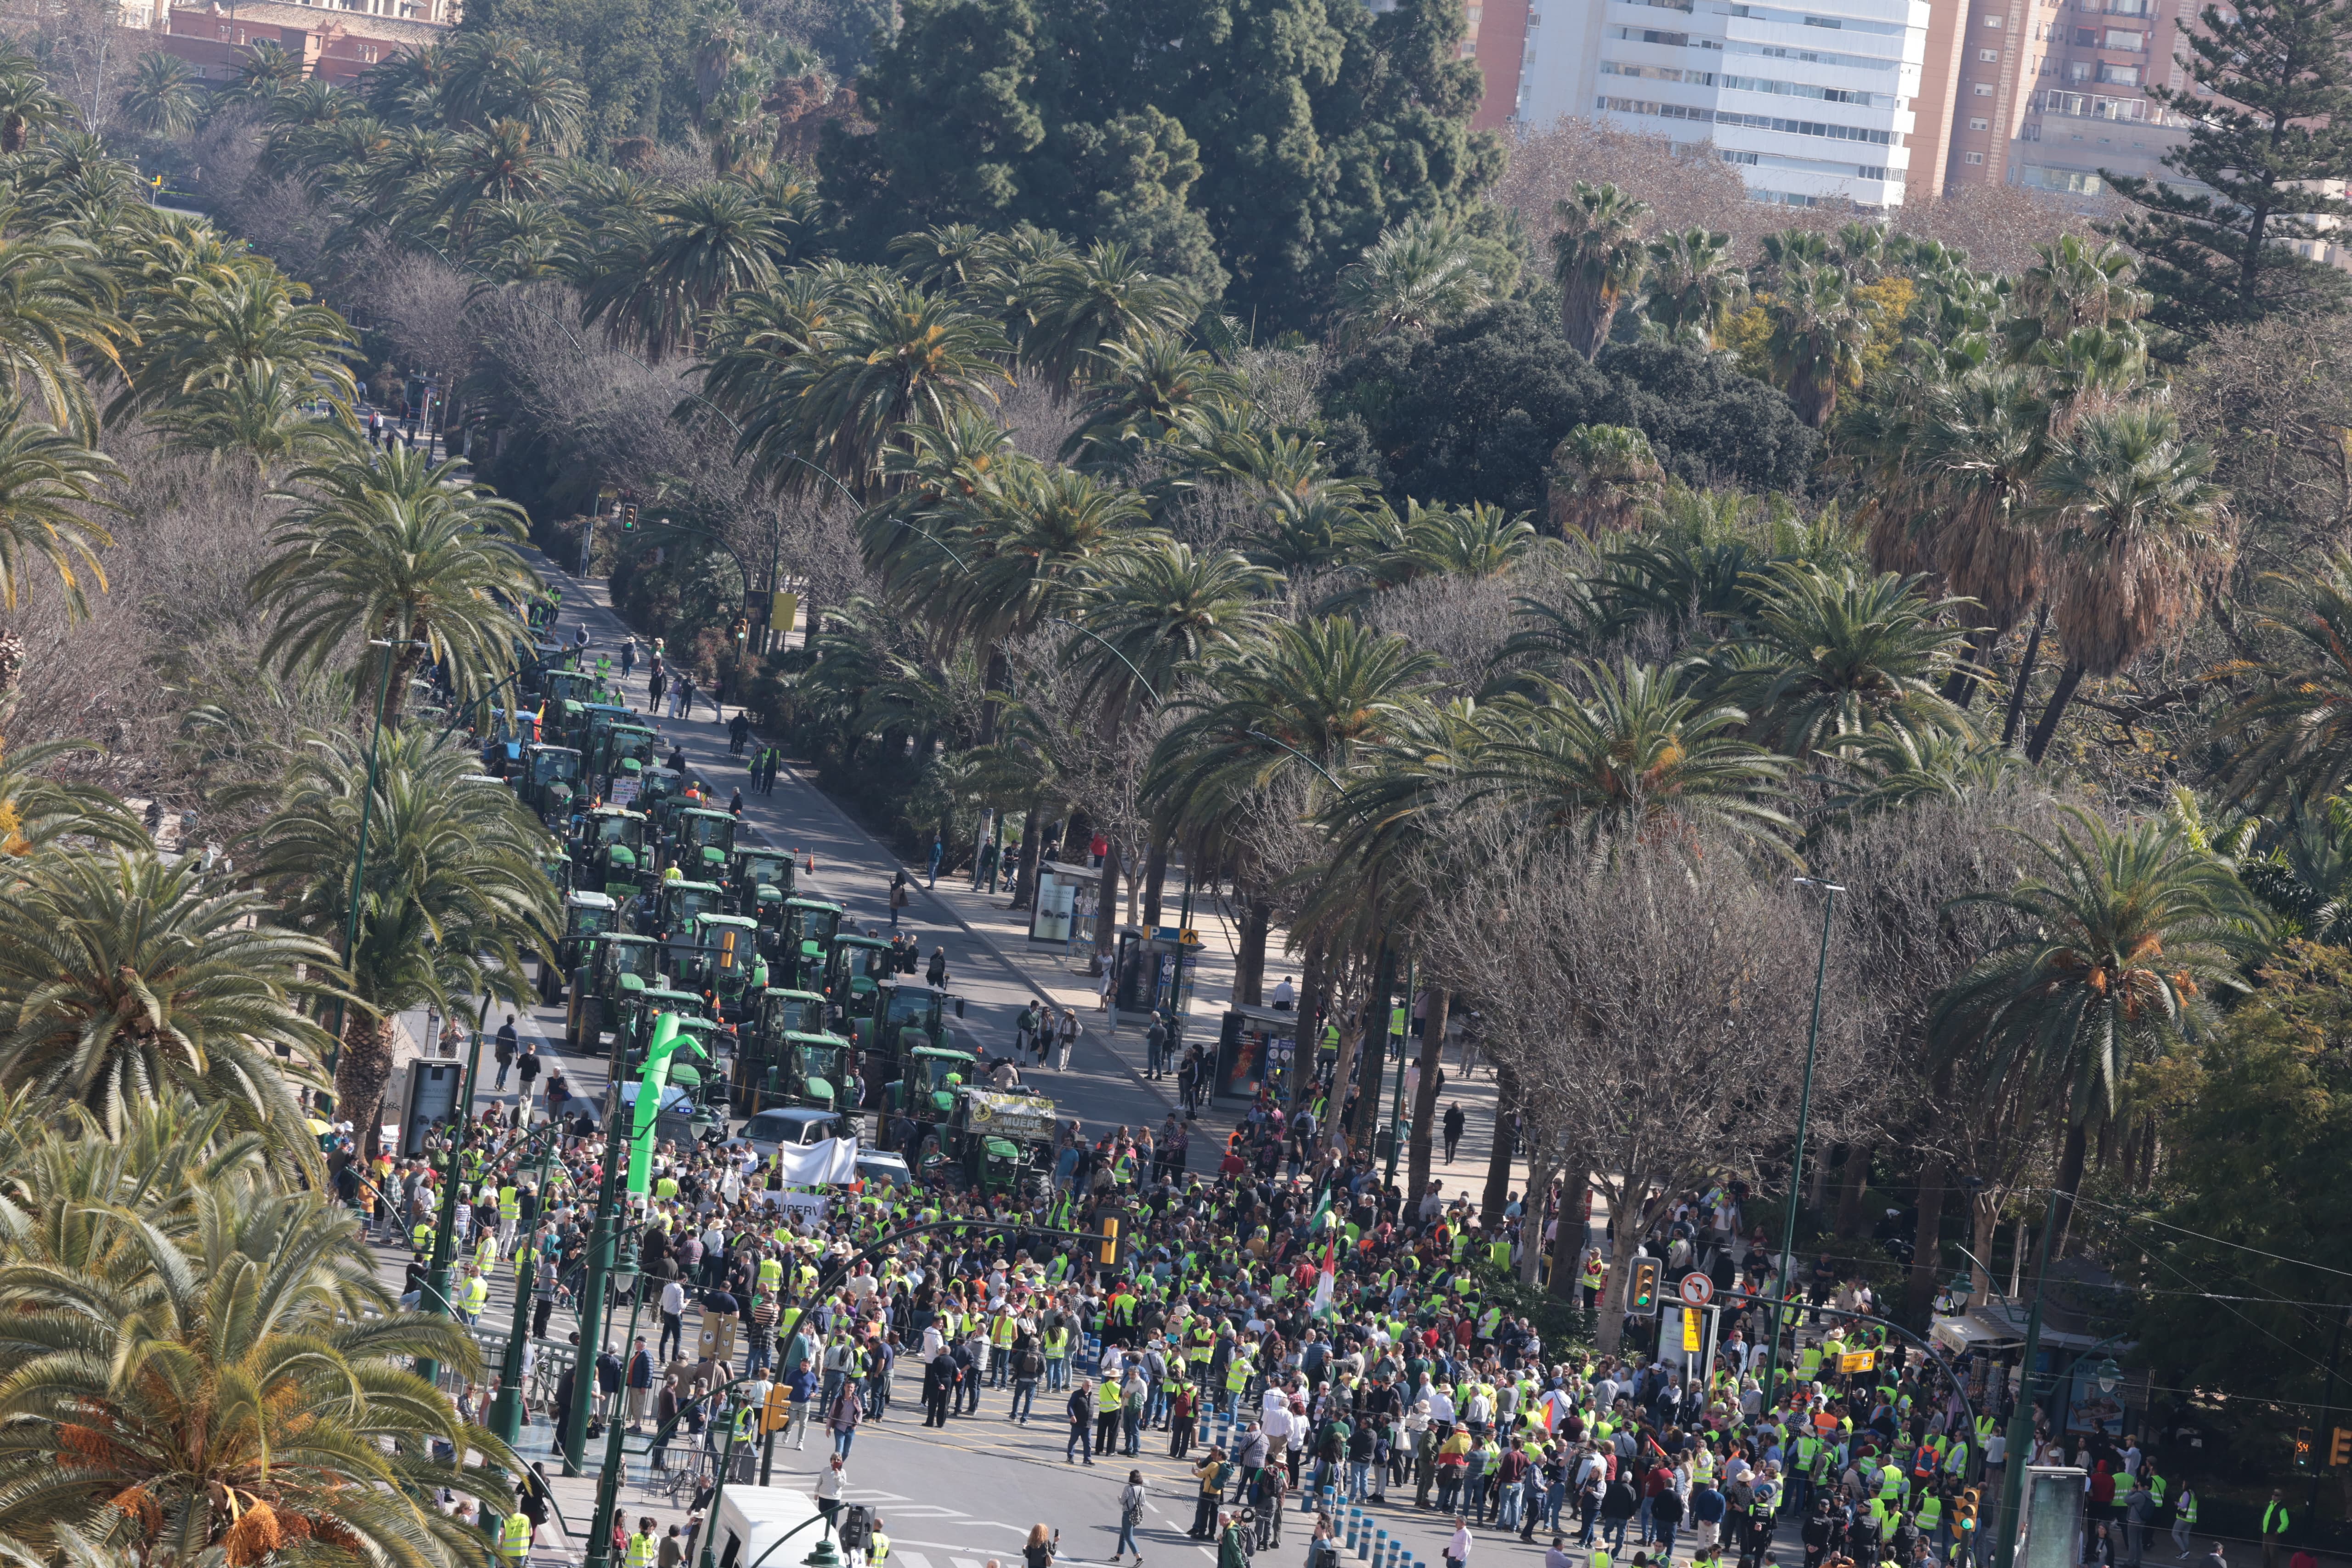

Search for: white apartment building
xmin=1516 ymin=0 xmax=1933 ymax=207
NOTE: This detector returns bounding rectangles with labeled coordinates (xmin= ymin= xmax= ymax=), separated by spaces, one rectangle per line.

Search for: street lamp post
xmin=580 ymin=1238 xmax=650 ymax=1568
xmin=560 ymin=1013 xmax=639 ymax=1475
xmin=1385 ymin=957 xmax=1416 ymax=1189
xmin=1759 ymin=876 xmax=1842 ymax=1413
xmin=416 ymin=1008 xmax=487 ymax=1390
xmin=487 ymin=1116 xmax=566 ymax=1444
xmin=1995 ymin=1184 xmax=2068 ymax=1568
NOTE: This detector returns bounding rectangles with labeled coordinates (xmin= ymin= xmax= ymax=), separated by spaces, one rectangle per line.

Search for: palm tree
xmin=243 ymin=728 xmax=556 ymax=1158
xmin=2001 ymin=235 xmax=2148 ymax=362
xmin=770 ymin=276 xmax=1012 ymax=495
xmin=0 ymin=738 xmax=142 ymax=859
xmin=0 ymin=1115 xmax=509 ymax=1566
xmin=220 ymin=40 xmax=303 ymax=108
xmin=431 ymin=118 xmax=554 ymax=240
xmin=1059 ymin=540 xmax=1281 ymax=715
xmin=2216 ymin=555 xmax=2352 ymax=810
xmin=119 ymin=51 xmax=201 ymax=138
xmin=0 ymin=45 xmax=70 ymax=154
xmin=151 ymin=363 xmax=341 ymax=473
xmin=1057 ymin=330 xmax=1246 ymax=473
xmin=0 ymin=222 xmax=120 ymax=442
xmin=1331 ymin=215 xmax=1495 ymax=348
xmin=581 ymin=181 xmax=805 ymax=358
xmin=1018 ymin=242 xmax=1199 ymax=398
xmin=1813 ymin=713 xmax=2022 ymax=822
xmin=0 ymin=396 xmax=114 ymax=633
xmin=1640 ymin=227 xmax=1748 ymax=349
xmin=251 ymin=438 xmax=540 ymax=720
xmin=1766 ymin=263 xmax=1876 ymax=427
xmin=0 ymin=851 xmax=341 ymax=1169
xmin=1405 ymin=500 xmax=1540 ymax=579
xmin=1450 ymin=661 xmax=1795 ymax=850
xmin=1551 ymin=182 xmax=1651 ymax=359
xmin=116 ymin=268 xmax=355 ymax=419
xmin=937 ymin=460 xmax=1159 ymax=681
xmin=1933 ymin=804 xmax=2256 ymax=1245
xmin=2024 ymin=405 xmax=2233 ymax=763
xmin=1728 ymin=562 xmax=1974 ymax=759
xmin=1545 ymin=424 xmax=1664 ymax=535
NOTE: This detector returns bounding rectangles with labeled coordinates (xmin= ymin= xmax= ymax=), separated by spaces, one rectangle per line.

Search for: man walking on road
xmin=1145 ymin=1014 xmax=1167 ymax=1080
xmin=493 ymin=1016 xmax=519 ymax=1090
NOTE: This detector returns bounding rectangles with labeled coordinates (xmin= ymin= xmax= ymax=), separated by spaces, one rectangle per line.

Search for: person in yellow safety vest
xmin=2261 ymin=1492 xmax=2290 ymax=1568
xmin=758 ymin=1253 xmax=783 ymax=1292
xmin=1943 ymin=1439 xmax=1970 ymax=1479
xmin=733 ymin=1403 xmax=757 ymax=1443
xmin=499 ymin=1509 xmax=531 ymax=1565
xmin=1878 ymin=1463 xmax=1902 ymax=1503
xmin=870 ymin=1522 xmax=890 ymax=1567
xmin=1582 ymin=1252 xmax=1605 ymax=1299
xmin=1797 ymin=1342 xmax=1823 ymax=1384
xmin=461 ymin=1269 xmax=490 ymax=1324
xmin=1914 ymin=1492 xmax=1943 ymax=1537
xmin=626 ymin=1523 xmax=657 ymax=1568
xmin=412 ymin=1219 xmax=434 ymax=1254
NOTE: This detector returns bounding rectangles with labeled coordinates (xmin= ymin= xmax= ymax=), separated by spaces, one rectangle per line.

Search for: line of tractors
xmin=466 ymin=644 xmax=1061 ymax=1202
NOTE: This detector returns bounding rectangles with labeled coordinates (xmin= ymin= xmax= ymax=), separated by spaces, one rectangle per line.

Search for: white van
xmin=690 ymin=1481 xmax=828 ymax=1568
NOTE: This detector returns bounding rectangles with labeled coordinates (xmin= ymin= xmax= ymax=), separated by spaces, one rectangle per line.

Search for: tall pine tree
xmin=2103 ymin=0 xmax=2352 ymax=345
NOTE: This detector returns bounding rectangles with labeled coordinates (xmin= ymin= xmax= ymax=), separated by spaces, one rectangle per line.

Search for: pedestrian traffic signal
xmin=2295 ymin=1426 xmax=2313 ymax=1469
xmin=1628 ymin=1259 xmax=1661 ymax=1315
xmin=2332 ymin=1427 xmax=2352 ymax=1467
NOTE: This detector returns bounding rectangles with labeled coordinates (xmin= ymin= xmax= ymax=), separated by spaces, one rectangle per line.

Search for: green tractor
xmin=595 ymin=722 xmax=660 ymax=801
xmin=664 ymin=807 xmax=737 ymax=881
xmin=539 ymin=889 xmax=618 ymax=1004
xmin=850 ymin=981 xmax=961 ymax=1101
xmin=679 ymin=911 xmax=763 ymax=1016
xmin=727 ymin=845 xmax=796 ymax=913
xmin=931 ymin=1086 xmax=1059 ymax=1200
xmin=541 ymin=668 xmax=612 ymax=710
xmin=635 ymin=765 xmax=687 ymax=819
xmin=566 ymin=932 xmax=659 ymax=1049
xmin=517 ymin=744 xmax=585 ymax=829
xmin=823 ymin=934 xmax=897 ymax=1025
xmin=768 ymin=897 xmax=844 ymax=992
xmin=640 ymin=876 xmax=725 ymax=944
xmin=735 ymin=1011 xmax=856 ymax=1117
xmin=884 ymin=1044 xmax=976 ymax=1138
xmin=577 ymin=805 xmax=650 ymax=898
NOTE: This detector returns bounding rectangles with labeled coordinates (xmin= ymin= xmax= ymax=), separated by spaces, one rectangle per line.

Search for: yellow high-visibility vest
xmin=501 ymin=1512 xmax=531 ymax=1561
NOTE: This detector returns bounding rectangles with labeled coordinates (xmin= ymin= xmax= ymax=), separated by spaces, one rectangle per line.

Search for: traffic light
xmin=621 ymin=504 xmax=639 ymax=531
xmin=1628 ymin=1258 xmax=1661 ymax=1315
xmin=1097 ymin=1217 xmax=1120 ymax=1266
xmin=2295 ymin=1426 xmax=2314 ymax=1470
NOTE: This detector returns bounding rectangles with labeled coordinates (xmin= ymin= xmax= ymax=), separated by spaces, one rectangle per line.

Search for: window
xmin=1968 ymin=114 xmax=1990 ymax=127
xmin=2103 ymin=27 xmax=2143 ymax=45
xmin=2067 ymin=59 xmax=2091 ymax=79
xmin=1980 ymin=45 xmax=2000 ymax=57
xmin=1982 ymin=11 xmax=2003 ymax=23
xmin=1974 ymin=81 xmax=1996 ymax=93
xmin=1965 ymin=150 xmax=1986 ymax=162
xmin=2097 ymin=60 xmax=2140 ymax=82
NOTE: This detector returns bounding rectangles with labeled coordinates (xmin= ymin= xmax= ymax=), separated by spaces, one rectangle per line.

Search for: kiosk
xmin=1026 ymin=860 xmax=1102 ymax=949
xmin=1213 ymin=1004 xmax=1318 ymax=1101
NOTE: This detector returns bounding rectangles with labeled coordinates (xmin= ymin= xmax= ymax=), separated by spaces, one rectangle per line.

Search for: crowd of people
xmin=360 ymin=1048 xmax=2210 ymax=1568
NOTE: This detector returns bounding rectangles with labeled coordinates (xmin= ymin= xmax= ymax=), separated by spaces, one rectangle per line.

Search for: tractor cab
xmin=537 ymin=843 xmax=575 ymax=898
xmin=645 ymin=877 xmax=724 ymax=944
xmin=620 ymin=987 xmax=718 ymax=1065
xmin=636 ymin=766 xmax=686 ymax=818
xmin=852 ymin=982 xmax=961 ymax=1099
xmin=520 ymin=744 xmax=584 ymax=828
xmin=824 ymin=934 xmax=897 ymax=1020
xmin=756 ymin=987 xmax=830 ymax=1042
xmin=684 ymin=912 xmax=763 ymax=1013
xmin=667 ymin=807 xmax=738 ymax=879
xmin=578 ymin=806 xmax=650 ymax=897
xmin=886 ymin=1045 xmax=979 ymax=1129
xmin=728 ymin=847 xmax=796 ymax=915
xmin=599 ymin=723 xmax=660 ymax=793
xmin=540 ymin=889 xmax=617 ymax=1004
xmin=567 ymin=932 xmax=659 ymax=1049
xmin=771 ymin=898 xmax=844 ymax=990
xmin=477 ymin=707 xmax=530 ymax=776
xmin=736 ymin=1026 xmax=856 ymax=1116
xmin=542 ymin=668 xmax=606 ymax=710
xmin=518 ymin=642 xmax=565 ymax=700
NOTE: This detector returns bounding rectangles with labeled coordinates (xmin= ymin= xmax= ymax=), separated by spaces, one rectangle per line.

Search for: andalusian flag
xmin=1311 ymin=1235 xmax=1337 ymax=1317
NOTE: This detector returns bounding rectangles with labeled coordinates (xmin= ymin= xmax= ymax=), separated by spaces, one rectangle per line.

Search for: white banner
xmin=773 ymin=1137 xmax=858 ymax=1186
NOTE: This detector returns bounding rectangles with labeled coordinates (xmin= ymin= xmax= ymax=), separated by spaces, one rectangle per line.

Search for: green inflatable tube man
xmin=627 ymin=1011 xmax=706 ymax=1197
